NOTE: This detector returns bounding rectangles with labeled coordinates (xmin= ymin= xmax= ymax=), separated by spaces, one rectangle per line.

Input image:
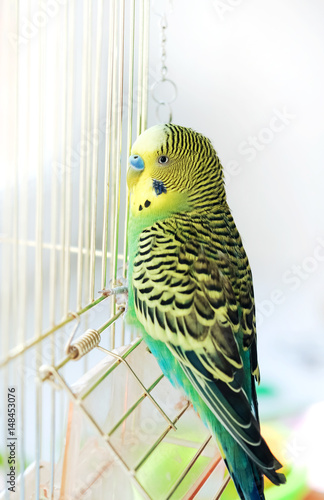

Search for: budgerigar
xmin=126 ymin=124 xmax=286 ymax=500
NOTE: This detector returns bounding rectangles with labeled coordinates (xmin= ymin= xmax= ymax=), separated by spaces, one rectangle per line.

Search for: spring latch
xmin=66 ymin=328 xmax=101 ymax=360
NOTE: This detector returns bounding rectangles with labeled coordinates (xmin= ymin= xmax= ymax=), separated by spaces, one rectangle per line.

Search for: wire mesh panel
xmin=0 ymin=1 xmax=229 ymax=498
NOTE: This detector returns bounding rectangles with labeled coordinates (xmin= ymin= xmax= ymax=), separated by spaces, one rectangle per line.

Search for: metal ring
xmin=151 ymin=79 xmax=177 ymax=104
xmin=156 ymin=102 xmax=172 ymax=123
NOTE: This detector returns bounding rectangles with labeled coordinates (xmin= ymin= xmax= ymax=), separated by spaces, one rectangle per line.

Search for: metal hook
xmin=65 ymin=311 xmax=81 ymax=356
xmin=155 ymin=102 xmax=172 ymax=123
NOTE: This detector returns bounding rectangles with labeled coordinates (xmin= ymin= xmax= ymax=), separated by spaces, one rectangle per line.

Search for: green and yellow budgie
xmin=126 ymin=124 xmax=286 ymax=500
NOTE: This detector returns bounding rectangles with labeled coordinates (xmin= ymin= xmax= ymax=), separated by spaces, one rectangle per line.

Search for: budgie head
xmin=127 ymin=124 xmax=226 ymax=217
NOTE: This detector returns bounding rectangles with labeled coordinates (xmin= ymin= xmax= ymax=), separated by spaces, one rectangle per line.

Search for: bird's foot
xmin=99 ymin=278 xmax=128 ymax=310
xmin=175 ymin=395 xmax=193 ymax=411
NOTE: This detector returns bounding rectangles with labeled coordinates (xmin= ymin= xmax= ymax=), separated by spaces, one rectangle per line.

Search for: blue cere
xmin=129 ymin=154 xmax=145 ymax=171
xmin=153 ymin=179 xmax=167 ymax=196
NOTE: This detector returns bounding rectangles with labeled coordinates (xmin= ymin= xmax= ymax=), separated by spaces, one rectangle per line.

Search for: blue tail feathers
xmin=141 ymin=334 xmax=286 ymax=500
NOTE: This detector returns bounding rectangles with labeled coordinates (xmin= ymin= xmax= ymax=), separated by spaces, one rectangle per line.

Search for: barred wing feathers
xmin=132 ymin=222 xmax=285 ymax=483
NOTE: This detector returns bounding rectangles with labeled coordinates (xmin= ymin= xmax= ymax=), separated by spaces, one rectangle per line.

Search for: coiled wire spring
xmin=67 ymin=328 xmax=101 ymax=360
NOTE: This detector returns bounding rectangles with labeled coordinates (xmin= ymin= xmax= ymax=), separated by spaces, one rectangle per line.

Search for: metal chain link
xmin=160 ymin=15 xmax=168 ymax=79
xmin=151 ymin=1 xmax=177 ymax=123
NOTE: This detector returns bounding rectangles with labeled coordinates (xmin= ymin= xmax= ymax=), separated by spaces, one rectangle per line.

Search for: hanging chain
xmin=151 ymin=1 xmax=177 ymax=123
xmin=160 ymin=15 xmax=168 ymax=80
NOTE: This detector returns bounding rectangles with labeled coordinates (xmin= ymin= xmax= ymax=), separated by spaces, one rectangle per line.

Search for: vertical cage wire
xmin=0 ymin=0 xmax=151 ymax=497
xmin=0 ymin=1 xmax=230 ymax=498
xmin=0 ymin=0 xmax=150 ymax=367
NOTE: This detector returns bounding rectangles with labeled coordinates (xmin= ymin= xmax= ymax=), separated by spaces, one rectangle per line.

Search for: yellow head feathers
xmin=127 ymin=123 xmax=225 ymax=217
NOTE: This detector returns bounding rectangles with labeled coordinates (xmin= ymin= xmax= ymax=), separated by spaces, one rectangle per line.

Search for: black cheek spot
xmin=139 ymin=205 xmax=143 ymax=211
xmin=144 ymin=200 xmax=151 ymax=208
xmin=153 ymin=179 xmax=167 ymax=196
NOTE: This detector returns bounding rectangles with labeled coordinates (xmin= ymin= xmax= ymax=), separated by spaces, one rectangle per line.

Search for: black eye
xmin=158 ymin=155 xmax=169 ymax=165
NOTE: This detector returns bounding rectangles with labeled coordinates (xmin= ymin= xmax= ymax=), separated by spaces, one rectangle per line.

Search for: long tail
xmin=204 ymin=384 xmax=285 ymax=499
xmin=221 ymin=442 xmax=284 ymax=500
xmin=221 ymin=440 xmax=265 ymax=500
xmin=210 ymin=414 xmax=285 ymax=500
xmin=224 ymin=458 xmax=265 ymax=500
xmin=141 ymin=334 xmax=286 ymax=500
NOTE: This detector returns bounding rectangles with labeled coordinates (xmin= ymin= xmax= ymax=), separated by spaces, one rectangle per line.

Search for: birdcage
xmin=0 ymin=1 xmax=230 ymax=498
